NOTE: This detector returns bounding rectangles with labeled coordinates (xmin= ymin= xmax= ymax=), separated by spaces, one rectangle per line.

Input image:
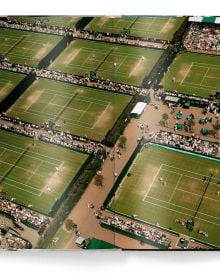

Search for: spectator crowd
xmin=0 ymin=19 xmax=167 ymax=49
xmin=0 ymin=58 xmax=147 ymax=96
xmin=0 ymin=224 xmax=31 ymax=249
xmin=101 ymin=215 xmax=171 ymax=248
xmin=0 ymin=114 xmax=104 ymax=154
xmin=184 ymin=22 xmax=220 ymax=54
xmin=0 ymin=199 xmax=50 ymax=232
xmin=151 ymin=130 xmax=219 ymax=156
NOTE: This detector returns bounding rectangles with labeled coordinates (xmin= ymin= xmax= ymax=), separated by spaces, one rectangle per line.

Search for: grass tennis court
xmin=85 ymin=16 xmax=186 ymax=40
xmin=49 ymin=39 xmax=163 ymax=86
xmin=162 ymin=52 xmax=220 ymax=98
xmin=109 ymin=144 xmax=220 ymax=247
xmin=0 ymin=130 xmax=88 ymax=215
xmin=0 ymin=28 xmax=61 ymax=66
xmin=8 ymin=16 xmax=81 ymax=28
xmin=6 ymin=78 xmax=132 ymax=141
xmin=0 ymin=70 xmax=25 ymax=102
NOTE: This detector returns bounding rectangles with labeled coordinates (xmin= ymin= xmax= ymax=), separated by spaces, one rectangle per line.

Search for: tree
xmin=188 ymin=119 xmax=195 ymax=132
xmin=160 ymin=113 xmax=169 ymax=127
xmin=65 ymin=219 xmax=74 ymax=231
xmin=118 ymin=135 xmax=127 ymax=148
xmin=94 ymin=174 xmax=104 ymax=187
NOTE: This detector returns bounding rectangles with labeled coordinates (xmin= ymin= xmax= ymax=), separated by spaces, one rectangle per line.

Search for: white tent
xmin=131 ymin=102 xmax=147 ymax=118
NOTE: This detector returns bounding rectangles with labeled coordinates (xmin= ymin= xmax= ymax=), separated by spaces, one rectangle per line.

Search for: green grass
xmin=49 ymin=39 xmax=163 ymax=86
xmin=0 ymin=28 xmax=61 ymax=66
xmin=8 ymin=16 xmax=81 ymax=28
xmin=109 ymin=144 xmax=220 ymax=247
xmin=47 ymin=228 xmax=72 ymax=249
xmin=162 ymin=52 xmax=220 ymax=98
xmin=85 ymin=16 xmax=186 ymax=40
xmin=6 ymin=78 xmax=132 ymax=141
xmin=0 ymin=130 xmax=88 ymax=215
xmin=0 ymin=70 xmax=26 ymax=102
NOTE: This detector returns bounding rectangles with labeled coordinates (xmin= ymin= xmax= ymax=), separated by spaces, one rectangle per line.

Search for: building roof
xmin=165 ymin=96 xmax=180 ymax=103
xmin=131 ymin=102 xmax=147 ymax=115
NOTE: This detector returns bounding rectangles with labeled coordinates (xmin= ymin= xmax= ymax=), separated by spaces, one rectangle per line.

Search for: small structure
xmin=164 ymin=95 xmax=180 ymax=106
xmin=131 ymin=102 xmax=147 ymax=118
xmin=75 ymin=236 xmax=87 ymax=248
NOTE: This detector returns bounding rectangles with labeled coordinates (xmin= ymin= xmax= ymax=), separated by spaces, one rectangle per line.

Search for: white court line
xmin=0 ymin=141 xmax=62 ymax=165
xmin=200 ymin=67 xmax=210 ymax=86
xmin=143 ymin=164 xmax=163 ymax=201
xmin=193 ymin=62 xmax=220 ymax=69
xmin=92 ymin=103 xmax=111 ymax=129
xmin=180 ymin=62 xmax=193 ymax=85
xmin=162 ymin=164 xmax=219 ymax=182
xmin=143 ymin=199 xmax=220 ymax=226
xmin=168 ymin=174 xmax=182 ymax=202
xmin=145 ymin=195 xmax=220 ymax=221
xmin=176 ymin=188 xmax=220 ymax=204
xmin=182 ymin=81 xmax=218 ymax=90
xmin=78 ymin=103 xmax=93 ymax=121
xmin=3 ymin=181 xmax=41 ymax=196
xmin=25 ymin=90 xmax=44 ymax=112
xmin=25 ymin=161 xmax=43 ymax=185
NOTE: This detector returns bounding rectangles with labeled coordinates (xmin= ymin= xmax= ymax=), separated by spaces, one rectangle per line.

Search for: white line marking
xmin=168 ymin=174 xmax=182 ymax=202
xmin=180 ymin=62 xmax=193 ymax=85
xmin=143 ymin=199 xmax=220 ymax=226
xmin=143 ymin=164 xmax=163 ymax=201
xmin=146 ymin=195 xmax=220 ymax=220
xmin=92 ymin=103 xmax=111 ymax=129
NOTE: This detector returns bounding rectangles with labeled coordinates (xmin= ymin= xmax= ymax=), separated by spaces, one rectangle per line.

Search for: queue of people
xmin=101 ymin=215 xmax=171 ymax=247
xmin=184 ymin=22 xmax=220 ymax=54
xmin=151 ymin=130 xmax=219 ymax=156
xmin=0 ymin=199 xmax=50 ymax=232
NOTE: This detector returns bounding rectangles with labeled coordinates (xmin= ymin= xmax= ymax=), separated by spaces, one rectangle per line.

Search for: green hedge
xmin=103 ymin=94 xmax=150 ymax=147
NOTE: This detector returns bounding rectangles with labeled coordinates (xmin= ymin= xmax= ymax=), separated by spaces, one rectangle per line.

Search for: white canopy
xmin=131 ymin=102 xmax=147 ymax=117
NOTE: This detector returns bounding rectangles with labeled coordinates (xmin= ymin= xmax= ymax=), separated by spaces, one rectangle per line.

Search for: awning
xmin=189 ymin=16 xmax=220 ymax=24
xmin=165 ymin=96 xmax=180 ymax=103
xmin=75 ymin=236 xmax=86 ymax=245
xmin=131 ymin=102 xmax=147 ymax=115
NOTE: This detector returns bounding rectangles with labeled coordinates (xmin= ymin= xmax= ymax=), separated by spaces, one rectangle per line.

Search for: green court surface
xmin=0 ymin=130 xmax=88 ymax=215
xmin=49 ymin=39 xmax=163 ymax=86
xmin=0 ymin=28 xmax=61 ymax=66
xmin=6 ymin=78 xmax=131 ymax=141
xmin=109 ymin=144 xmax=220 ymax=247
xmin=8 ymin=16 xmax=81 ymax=28
xmin=47 ymin=228 xmax=72 ymax=249
xmin=86 ymin=238 xmax=119 ymax=249
xmin=162 ymin=52 xmax=220 ymax=98
xmin=0 ymin=70 xmax=26 ymax=103
xmin=85 ymin=16 xmax=186 ymax=40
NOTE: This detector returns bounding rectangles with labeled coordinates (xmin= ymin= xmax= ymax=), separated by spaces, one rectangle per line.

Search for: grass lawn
xmin=85 ymin=16 xmax=186 ymax=40
xmin=109 ymin=144 xmax=220 ymax=247
xmin=49 ymin=39 xmax=163 ymax=86
xmin=8 ymin=16 xmax=81 ymax=28
xmin=0 ymin=70 xmax=26 ymax=103
xmin=162 ymin=52 xmax=220 ymax=98
xmin=0 ymin=130 xmax=88 ymax=215
xmin=0 ymin=28 xmax=61 ymax=67
xmin=47 ymin=228 xmax=72 ymax=249
xmin=6 ymin=78 xmax=132 ymax=141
